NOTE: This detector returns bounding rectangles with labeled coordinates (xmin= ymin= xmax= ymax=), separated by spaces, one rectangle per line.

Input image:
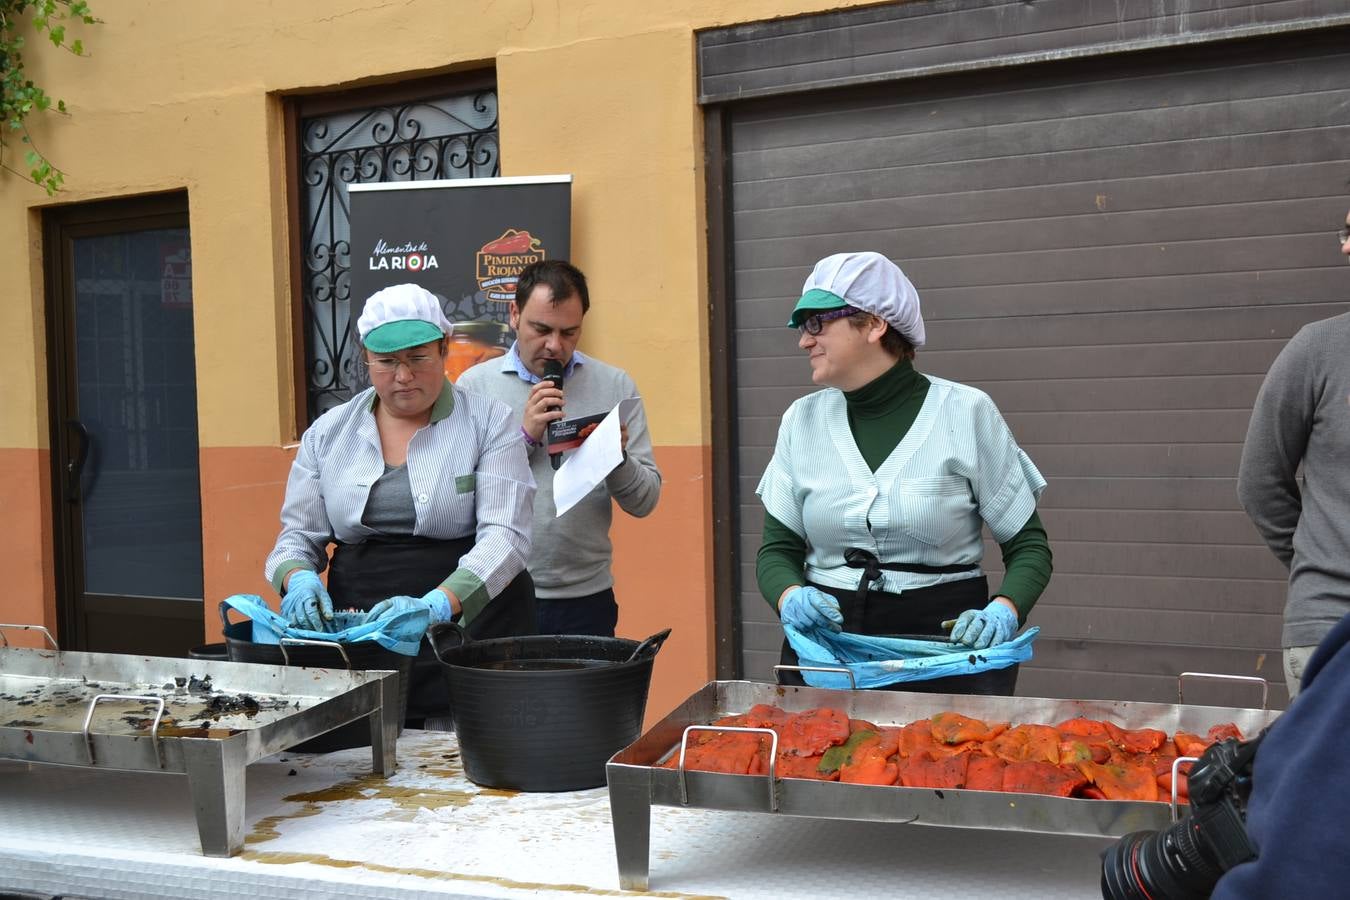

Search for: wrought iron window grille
xmin=298 ymin=91 xmax=499 ymax=420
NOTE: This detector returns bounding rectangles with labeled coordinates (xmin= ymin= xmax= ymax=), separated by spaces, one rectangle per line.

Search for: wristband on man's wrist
xmin=520 ymin=425 xmax=542 ymax=448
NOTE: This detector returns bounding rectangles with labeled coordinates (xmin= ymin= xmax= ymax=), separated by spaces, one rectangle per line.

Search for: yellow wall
xmin=0 ymin=0 xmax=879 ymax=711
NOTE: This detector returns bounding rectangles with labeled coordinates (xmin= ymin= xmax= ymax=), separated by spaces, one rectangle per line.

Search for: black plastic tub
xmin=187 ymin=642 xmax=228 ymax=661
xmin=219 ymin=604 xmax=413 ymax=753
xmin=430 ymin=623 xmax=671 ymax=792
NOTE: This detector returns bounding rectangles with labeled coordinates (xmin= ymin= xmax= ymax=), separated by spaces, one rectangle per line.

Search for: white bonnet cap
xmin=356 ymin=283 xmax=455 ymax=352
xmin=793 ymin=252 xmax=925 ymax=348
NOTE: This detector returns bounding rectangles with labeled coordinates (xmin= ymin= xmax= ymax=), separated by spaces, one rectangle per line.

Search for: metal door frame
xmin=43 ymin=191 xmax=199 ymax=651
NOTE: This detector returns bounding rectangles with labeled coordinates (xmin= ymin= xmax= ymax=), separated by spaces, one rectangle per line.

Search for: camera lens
xmin=1101 ymin=823 xmax=1227 ymax=900
xmin=1100 ymin=831 xmax=1152 ymax=900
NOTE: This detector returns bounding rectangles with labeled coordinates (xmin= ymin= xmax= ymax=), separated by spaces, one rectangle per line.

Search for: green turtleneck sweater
xmin=756 ymin=358 xmax=1052 ymax=620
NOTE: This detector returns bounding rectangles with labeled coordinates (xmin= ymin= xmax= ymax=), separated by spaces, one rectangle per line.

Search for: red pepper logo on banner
xmin=476 ymin=229 xmax=546 ymax=302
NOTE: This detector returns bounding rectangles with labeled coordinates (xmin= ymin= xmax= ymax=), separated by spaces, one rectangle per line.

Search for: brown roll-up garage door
xmin=729 ymin=30 xmax=1350 ymax=705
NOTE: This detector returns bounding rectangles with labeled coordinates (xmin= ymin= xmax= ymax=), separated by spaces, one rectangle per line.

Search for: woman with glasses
xmin=756 ymin=252 xmax=1052 ymax=694
xmin=264 ymin=282 xmax=536 ymax=725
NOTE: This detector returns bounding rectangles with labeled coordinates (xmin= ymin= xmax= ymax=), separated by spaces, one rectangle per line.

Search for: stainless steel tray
xmin=0 ymin=638 xmax=399 ymax=857
xmin=606 ymin=679 xmax=1281 ymax=890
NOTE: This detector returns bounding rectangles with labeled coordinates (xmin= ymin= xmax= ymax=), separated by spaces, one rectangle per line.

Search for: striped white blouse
xmin=756 ymin=375 xmax=1045 ymax=596
xmin=264 ymin=380 xmax=535 ymax=615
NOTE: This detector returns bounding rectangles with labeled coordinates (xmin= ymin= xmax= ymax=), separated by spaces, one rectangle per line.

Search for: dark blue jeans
xmin=535 ymin=587 xmax=619 ymax=637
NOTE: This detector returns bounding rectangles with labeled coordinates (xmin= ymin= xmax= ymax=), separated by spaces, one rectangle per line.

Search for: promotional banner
xmin=348 ymin=175 xmax=572 ymax=380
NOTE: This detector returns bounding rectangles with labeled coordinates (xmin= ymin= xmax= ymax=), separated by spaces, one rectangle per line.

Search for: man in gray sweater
xmin=1237 ymin=208 xmax=1350 ymax=700
xmin=458 ymin=260 xmax=662 ymax=636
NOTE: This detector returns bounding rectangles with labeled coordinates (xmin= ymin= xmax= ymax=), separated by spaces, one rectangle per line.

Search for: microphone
xmin=543 ymin=359 xmax=565 ymax=470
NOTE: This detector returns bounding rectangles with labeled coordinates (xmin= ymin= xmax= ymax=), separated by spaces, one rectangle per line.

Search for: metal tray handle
xmin=676 ymin=724 xmax=780 ymax=811
xmin=1168 ymin=755 xmax=1200 ymax=822
xmin=773 ymin=664 xmax=858 ymax=690
xmin=278 ymin=637 xmax=353 ymax=669
xmin=1177 ymin=672 xmax=1269 ymax=710
xmin=82 ymin=694 xmax=166 ymax=769
xmin=0 ymin=623 xmax=59 ymax=650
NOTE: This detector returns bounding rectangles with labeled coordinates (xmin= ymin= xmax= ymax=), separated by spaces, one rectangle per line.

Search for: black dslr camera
xmin=1100 ymin=733 xmax=1264 ymax=899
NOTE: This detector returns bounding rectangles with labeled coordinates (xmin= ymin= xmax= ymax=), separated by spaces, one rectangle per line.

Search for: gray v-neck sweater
xmin=457 ymin=353 xmax=662 ymax=599
xmin=1238 ymin=309 xmax=1350 ymax=647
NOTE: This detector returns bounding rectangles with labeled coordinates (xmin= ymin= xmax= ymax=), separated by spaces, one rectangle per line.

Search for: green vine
xmin=1 ymin=0 xmax=98 ymax=195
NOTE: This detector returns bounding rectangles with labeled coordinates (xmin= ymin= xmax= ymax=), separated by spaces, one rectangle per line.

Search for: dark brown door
xmin=46 ymin=194 xmax=205 ymax=656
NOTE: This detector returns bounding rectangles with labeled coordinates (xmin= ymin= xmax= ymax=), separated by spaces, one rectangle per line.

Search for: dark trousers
xmin=535 ymin=587 xmax=619 ymax=637
xmin=328 ymin=535 xmax=536 ymax=724
xmin=777 ymin=575 xmax=1019 ymax=696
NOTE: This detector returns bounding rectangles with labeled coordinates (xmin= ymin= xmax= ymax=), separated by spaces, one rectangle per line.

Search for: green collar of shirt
xmin=365 ymin=377 xmax=456 ymax=423
xmin=840 ymin=358 xmax=930 ymax=472
xmin=842 ymin=358 xmax=924 ymax=418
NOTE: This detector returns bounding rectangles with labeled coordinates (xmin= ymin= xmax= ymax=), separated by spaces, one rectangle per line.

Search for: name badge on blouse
xmin=455 ymin=474 xmax=476 ymax=494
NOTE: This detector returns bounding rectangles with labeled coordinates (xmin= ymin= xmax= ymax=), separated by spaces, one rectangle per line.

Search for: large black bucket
xmin=220 ymin=602 xmax=413 ymax=753
xmin=431 ymin=623 xmax=671 ymax=792
xmin=187 ymin=642 xmax=228 ymax=661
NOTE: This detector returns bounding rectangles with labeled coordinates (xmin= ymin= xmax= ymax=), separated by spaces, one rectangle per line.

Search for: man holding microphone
xmin=458 ymin=260 xmax=662 ymax=636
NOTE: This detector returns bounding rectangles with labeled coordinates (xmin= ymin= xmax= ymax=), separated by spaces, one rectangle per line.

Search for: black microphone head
xmin=542 ymin=358 xmax=565 ymax=387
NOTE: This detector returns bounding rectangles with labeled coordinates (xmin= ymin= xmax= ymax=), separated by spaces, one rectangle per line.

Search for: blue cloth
xmin=221 ymin=594 xmax=429 ymax=657
xmin=784 ymin=621 xmax=1038 ymax=689
xmin=1212 ymin=611 xmax=1350 ymax=899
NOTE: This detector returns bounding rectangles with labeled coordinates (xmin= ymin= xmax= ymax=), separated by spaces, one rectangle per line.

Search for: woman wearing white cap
xmin=756 ymin=252 xmax=1052 ymax=694
xmin=263 ymin=283 xmax=537 ymax=722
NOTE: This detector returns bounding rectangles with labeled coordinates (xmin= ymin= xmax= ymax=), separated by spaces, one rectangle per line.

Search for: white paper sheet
xmin=552 ymin=397 xmax=641 ymax=517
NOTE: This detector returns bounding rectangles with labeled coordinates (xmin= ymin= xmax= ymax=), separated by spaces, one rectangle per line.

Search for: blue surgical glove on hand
xmin=367 ymin=588 xmax=454 ymax=625
xmin=281 ymin=569 xmax=335 ymax=632
xmin=779 ymin=586 xmax=844 ymax=633
xmin=945 ymin=600 xmax=1019 ymax=650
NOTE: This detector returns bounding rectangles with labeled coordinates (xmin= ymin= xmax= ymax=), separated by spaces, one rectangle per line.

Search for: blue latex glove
xmin=368 ymin=587 xmax=454 ymax=625
xmin=280 ymin=570 xmax=334 ymax=632
xmin=945 ymin=600 xmax=1019 ymax=650
xmin=779 ymin=586 xmax=844 ymax=633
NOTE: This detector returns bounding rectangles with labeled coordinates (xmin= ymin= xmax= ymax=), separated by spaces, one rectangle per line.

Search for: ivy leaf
xmin=3 ymin=0 xmax=99 ymax=194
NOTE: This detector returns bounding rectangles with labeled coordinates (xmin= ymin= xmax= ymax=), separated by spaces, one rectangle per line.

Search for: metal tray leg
xmin=369 ymin=673 xmax=398 ymax=776
xmin=369 ymin=708 xmax=397 ymax=776
xmin=181 ymin=738 xmax=250 ymax=857
xmin=607 ymin=767 xmax=652 ymax=891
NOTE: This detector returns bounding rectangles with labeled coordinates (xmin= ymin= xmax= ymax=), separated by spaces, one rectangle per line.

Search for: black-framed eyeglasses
xmin=1338 ymin=226 xmax=1350 ymax=245
xmin=797 ymin=306 xmax=859 ymax=336
xmin=360 ymin=354 xmax=441 ymax=375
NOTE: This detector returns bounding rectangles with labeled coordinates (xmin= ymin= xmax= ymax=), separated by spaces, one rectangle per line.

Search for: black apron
xmin=328 ymin=535 xmax=536 ymax=721
xmin=777 ymin=574 xmax=1019 ymax=696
